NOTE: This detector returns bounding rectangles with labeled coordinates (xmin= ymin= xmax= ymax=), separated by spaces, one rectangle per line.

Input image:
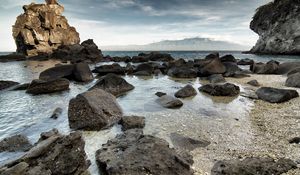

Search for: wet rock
xmin=133 ymin=71 xmax=152 ymax=76
xmin=125 ymin=63 xmax=135 ymax=74
xmin=96 ymin=129 xmax=194 ymax=175
xmin=140 ymin=52 xmax=174 ymax=62
xmin=256 ymin=87 xmax=299 ymax=103
xmin=199 ymin=83 xmax=240 ymax=96
xmin=93 ymin=63 xmax=125 ymax=75
xmin=168 ymin=58 xmax=187 ymax=68
xmin=168 ymin=67 xmax=197 ymax=78
xmin=26 ymin=78 xmax=69 ymax=95
xmin=155 ymin=92 xmax=167 ymax=97
xmin=223 ymin=62 xmax=242 ymax=77
xmin=237 ymin=58 xmax=254 ymax=66
xmin=90 ymin=73 xmax=134 ymax=97
xmin=240 ymin=90 xmax=259 ymax=100
xmin=199 ymin=58 xmax=226 ymax=76
xmin=220 ymin=55 xmax=236 ymax=63
xmin=208 ymin=74 xmax=225 ymax=84
xmin=289 ymin=137 xmax=300 ymax=144
xmin=39 ymin=128 xmax=59 ymax=141
xmin=247 ymin=80 xmax=260 ymax=87
xmin=119 ymin=116 xmax=145 ymax=131
xmin=175 ymin=85 xmax=197 ymax=98
xmin=205 ymin=52 xmax=219 ymax=59
xmin=211 ymin=157 xmax=297 ymax=175
xmin=73 ymin=62 xmax=94 ymax=82
xmin=11 ymin=83 xmax=30 ymax=91
xmin=135 ymin=63 xmax=154 ymax=75
xmin=39 ymin=64 xmax=74 ymax=81
xmin=0 ymin=135 xmax=32 ymax=152
xmin=0 ymin=81 xmax=19 ymax=90
xmin=68 ymin=88 xmax=122 ymax=130
xmin=251 ymin=60 xmax=279 ymax=74
xmin=13 ymin=1 xmax=80 ymax=56
xmin=132 ymin=56 xmax=149 ymax=63
xmin=277 ymin=62 xmax=300 ymax=74
xmin=50 ymin=107 xmax=62 ymax=119
xmin=0 ymin=53 xmax=26 ymax=62
xmin=111 ymin=56 xmax=131 ymax=62
xmin=287 ymin=67 xmax=300 ymax=76
xmin=170 ymin=133 xmax=210 ymax=151
xmin=158 ymin=95 xmax=183 ymax=108
xmin=286 ymin=72 xmax=300 ymax=88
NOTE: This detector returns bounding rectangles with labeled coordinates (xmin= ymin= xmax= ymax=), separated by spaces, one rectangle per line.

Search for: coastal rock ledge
xmin=13 ymin=0 xmax=80 ymax=56
xmin=249 ymin=0 xmax=300 ymax=55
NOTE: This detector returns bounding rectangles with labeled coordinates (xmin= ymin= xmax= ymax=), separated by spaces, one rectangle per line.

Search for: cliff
xmin=249 ymin=0 xmax=300 ymax=55
xmin=12 ymin=0 xmax=80 ymax=56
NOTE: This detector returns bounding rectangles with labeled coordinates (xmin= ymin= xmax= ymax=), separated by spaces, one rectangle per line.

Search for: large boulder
xmin=73 ymin=62 xmax=94 ymax=82
xmin=223 ymin=62 xmax=242 ymax=77
xmin=174 ymin=85 xmax=197 ymax=98
xmin=135 ymin=63 xmax=154 ymax=75
xmin=208 ymin=74 xmax=225 ymax=84
xmin=0 ymin=80 xmax=19 ymax=90
xmin=157 ymin=95 xmax=183 ymax=108
xmin=167 ymin=67 xmax=197 ymax=78
xmin=276 ymin=62 xmax=300 ymax=74
xmin=251 ymin=60 xmax=279 ymax=74
xmin=39 ymin=64 xmax=75 ymax=81
xmin=96 ymin=129 xmax=194 ymax=175
xmin=256 ymin=87 xmax=299 ymax=103
xmin=26 ymin=78 xmax=69 ymax=95
xmin=220 ymin=55 xmax=236 ymax=63
xmin=211 ymin=157 xmax=297 ymax=175
xmin=90 ymin=73 xmax=134 ymax=97
xmin=0 ymin=130 xmax=90 ymax=175
xmin=93 ymin=63 xmax=125 ymax=75
xmin=249 ymin=0 xmax=300 ymax=54
xmin=0 ymin=135 xmax=32 ymax=152
xmin=237 ymin=58 xmax=254 ymax=66
xmin=199 ymin=83 xmax=240 ymax=96
xmin=13 ymin=1 xmax=80 ymax=56
xmin=286 ymin=72 xmax=300 ymax=88
xmin=68 ymin=88 xmax=122 ymax=130
xmin=198 ymin=58 xmax=226 ymax=76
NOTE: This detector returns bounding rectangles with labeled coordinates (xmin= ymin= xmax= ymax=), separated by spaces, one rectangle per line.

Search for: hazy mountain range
xmin=101 ymin=37 xmax=250 ymax=51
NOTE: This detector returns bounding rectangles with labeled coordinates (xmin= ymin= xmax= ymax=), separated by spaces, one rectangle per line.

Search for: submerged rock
xmin=157 ymin=95 xmax=183 ymax=108
xmin=96 ymin=129 xmax=194 ymax=175
xmin=50 ymin=107 xmax=62 ymax=119
xmin=68 ymin=88 xmax=122 ymax=131
xmin=26 ymin=78 xmax=69 ymax=95
xmin=256 ymin=87 xmax=299 ymax=103
xmin=249 ymin=0 xmax=300 ymax=54
xmin=0 ymin=135 xmax=32 ymax=152
xmin=119 ymin=116 xmax=145 ymax=131
xmin=90 ymin=73 xmax=134 ymax=97
xmin=170 ymin=133 xmax=210 ymax=151
xmin=286 ymin=72 xmax=300 ymax=88
xmin=0 ymin=81 xmax=19 ymax=90
xmin=211 ymin=157 xmax=297 ymax=175
xmin=199 ymin=83 xmax=240 ymax=96
xmin=175 ymin=85 xmax=197 ymax=98
xmin=155 ymin=92 xmax=167 ymax=97
xmin=13 ymin=1 xmax=80 ymax=56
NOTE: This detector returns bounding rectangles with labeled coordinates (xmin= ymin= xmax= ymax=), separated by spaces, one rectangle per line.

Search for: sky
xmin=0 ymin=0 xmax=271 ymax=51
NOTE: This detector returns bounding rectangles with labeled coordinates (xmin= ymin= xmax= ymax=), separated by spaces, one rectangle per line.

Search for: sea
xmin=0 ymin=50 xmax=299 ymax=174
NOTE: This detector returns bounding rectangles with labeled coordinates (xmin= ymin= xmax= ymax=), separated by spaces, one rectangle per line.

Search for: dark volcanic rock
xmin=119 ymin=116 xmax=145 ymax=131
xmin=208 ymin=74 xmax=226 ymax=84
xmin=247 ymin=80 xmax=260 ymax=87
xmin=73 ymin=62 xmax=94 ymax=82
xmin=256 ymin=87 xmax=299 ymax=103
xmin=199 ymin=58 xmax=226 ymax=76
xmin=170 ymin=133 xmax=210 ymax=151
xmin=286 ymin=72 xmax=300 ymax=88
xmin=96 ymin=129 xmax=194 ymax=175
xmin=111 ymin=56 xmax=131 ymax=62
xmin=211 ymin=157 xmax=297 ymax=175
xmin=93 ymin=63 xmax=125 ymax=75
xmin=135 ymin=63 xmax=154 ymax=75
xmin=249 ymin=0 xmax=300 ymax=54
xmin=205 ymin=52 xmax=219 ymax=59
xmin=0 ymin=135 xmax=32 ymax=152
xmin=132 ymin=56 xmax=149 ymax=63
xmin=289 ymin=137 xmax=300 ymax=144
xmin=26 ymin=78 xmax=69 ymax=95
xmin=0 ymin=80 xmax=19 ymax=90
xmin=223 ymin=62 xmax=242 ymax=77
xmin=157 ymin=95 xmax=183 ymax=108
xmin=0 ymin=130 xmax=90 ymax=175
xmin=13 ymin=1 xmax=80 ymax=56
xmin=141 ymin=52 xmax=174 ymax=62
xmin=168 ymin=67 xmax=197 ymax=78
xmin=199 ymin=83 xmax=240 ymax=96
xmin=68 ymin=88 xmax=122 ymax=131
xmin=175 ymin=85 xmax=197 ymax=98
xmin=237 ymin=58 xmax=254 ymax=66
xmin=220 ymin=55 xmax=236 ymax=63
xmin=277 ymin=62 xmax=300 ymax=74
xmin=39 ymin=64 xmax=74 ymax=81
xmin=251 ymin=60 xmax=279 ymax=74
xmin=90 ymin=73 xmax=134 ymax=97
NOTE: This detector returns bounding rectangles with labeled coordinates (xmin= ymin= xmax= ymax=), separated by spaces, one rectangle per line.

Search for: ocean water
xmin=0 ymin=51 xmax=299 ymax=174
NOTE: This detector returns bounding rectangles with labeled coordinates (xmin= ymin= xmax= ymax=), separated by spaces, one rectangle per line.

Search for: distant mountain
xmin=101 ymin=37 xmax=250 ymax=51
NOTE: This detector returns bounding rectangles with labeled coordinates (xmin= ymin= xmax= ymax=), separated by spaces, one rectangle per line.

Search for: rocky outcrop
xmin=13 ymin=1 xmax=80 ymax=56
xmin=256 ymin=87 xmax=299 ymax=103
xmin=96 ymin=129 xmax=194 ymax=175
xmin=249 ymin=0 xmax=300 ymax=54
xmin=68 ymin=88 xmax=122 ymax=131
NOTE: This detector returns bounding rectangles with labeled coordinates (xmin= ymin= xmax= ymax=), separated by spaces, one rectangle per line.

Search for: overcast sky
xmin=0 ymin=0 xmax=271 ymax=51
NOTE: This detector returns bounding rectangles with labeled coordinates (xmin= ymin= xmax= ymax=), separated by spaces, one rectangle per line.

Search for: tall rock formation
xmin=12 ymin=0 xmax=80 ymax=56
xmin=249 ymin=0 xmax=300 ymax=55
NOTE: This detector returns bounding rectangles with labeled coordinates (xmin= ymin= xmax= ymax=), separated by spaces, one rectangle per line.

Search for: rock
xmin=237 ymin=58 xmax=254 ymax=66
xmin=247 ymin=80 xmax=260 ymax=87
xmin=251 ymin=60 xmax=279 ymax=74
xmin=154 ymin=69 xmax=163 ymax=76
xmin=1 ymin=131 xmax=90 ymax=175
xmin=276 ymin=62 xmax=300 ymax=74
xmin=249 ymin=0 xmax=300 ymax=54
xmin=220 ymin=55 xmax=236 ymax=63
xmin=256 ymin=87 xmax=299 ymax=103
xmin=155 ymin=92 xmax=167 ymax=97
xmin=158 ymin=95 xmax=183 ymax=108
xmin=211 ymin=157 xmax=297 ymax=175
xmin=170 ymin=133 xmax=210 ymax=151
xmin=199 ymin=83 xmax=240 ymax=96
xmin=26 ymin=78 xmax=69 ymax=95
xmin=50 ymin=107 xmax=62 ymax=119
xmin=135 ymin=63 xmax=154 ymax=75
xmin=39 ymin=64 xmax=74 ymax=81
xmin=119 ymin=116 xmax=145 ymax=131
xmin=208 ymin=74 xmax=226 ymax=84
xmin=96 ymin=129 xmax=194 ymax=175
xmin=73 ymin=62 xmax=94 ymax=82
xmin=0 ymin=135 xmax=32 ymax=152
xmin=0 ymin=162 xmax=29 ymax=175
xmin=142 ymin=52 xmax=174 ymax=62
xmin=0 ymin=53 xmax=26 ymax=62
xmin=93 ymin=63 xmax=125 ymax=75
xmin=39 ymin=128 xmax=59 ymax=141
xmin=11 ymin=83 xmax=30 ymax=91
xmin=240 ymin=90 xmax=259 ymax=100
xmin=168 ymin=58 xmax=187 ymax=68
xmin=205 ymin=52 xmax=219 ymax=59
xmin=125 ymin=63 xmax=134 ymax=74
xmin=68 ymin=88 xmax=122 ymax=130
xmin=13 ymin=1 xmax=80 ymax=56
xmin=289 ymin=137 xmax=300 ymax=144
xmin=199 ymin=58 xmax=226 ymax=76
xmin=111 ymin=56 xmax=131 ymax=62
xmin=287 ymin=67 xmax=300 ymax=76
xmin=0 ymin=81 xmax=19 ymax=90
xmin=175 ymin=85 xmax=197 ymax=98
xmin=223 ymin=62 xmax=242 ymax=77
xmin=133 ymin=71 xmax=152 ymax=76
xmin=90 ymin=73 xmax=134 ymax=97
xmin=168 ymin=67 xmax=197 ymax=78
xmin=132 ymin=56 xmax=149 ymax=63
xmin=286 ymin=72 xmax=300 ymax=88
